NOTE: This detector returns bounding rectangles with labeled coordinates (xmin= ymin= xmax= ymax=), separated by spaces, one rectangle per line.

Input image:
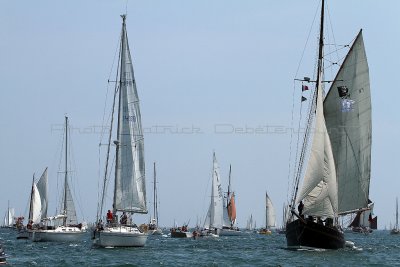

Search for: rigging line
xmin=287 ymin=0 xmax=320 ymax=207
xmin=98 ymin=42 xmax=122 ymax=222
xmin=100 ymin=31 xmax=123 ymax=143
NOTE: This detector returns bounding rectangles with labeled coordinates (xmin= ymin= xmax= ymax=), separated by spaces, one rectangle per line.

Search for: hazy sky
xmin=1 ymin=0 xmax=399 ymax=229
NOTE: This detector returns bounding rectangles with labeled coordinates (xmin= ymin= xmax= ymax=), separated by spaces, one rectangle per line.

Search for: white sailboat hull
xmin=219 ymin=228 xmax=242 ymax=236
xmin=29 ymin=226 xmax=86 ymax=242
xmin=93 ymin=226 xmax=148 ymax=247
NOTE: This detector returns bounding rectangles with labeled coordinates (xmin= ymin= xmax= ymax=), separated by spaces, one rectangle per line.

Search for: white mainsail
xmin=205 ymin=153 xmax=224 ymax=229
xmin=31 ymin=184 xmax=42 ymax=224
xmin=114 ymin=16 xmax=147 ymax=213
xmin=324 ymin=31 xmax=371 ymax=214
xmin=36 ymin=168 xmax=48 ymax=220
xmin=3 ymin=208 xmax=14 ymax=226
xmin=265 ymin=192 xmax=276 ymax=228
xmin=296 ymin=71 xmax=338 ymax=218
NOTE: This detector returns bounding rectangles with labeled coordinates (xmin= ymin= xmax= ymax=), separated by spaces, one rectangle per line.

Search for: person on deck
xmin=106 ymin=210 xmax=113 ymax=224
xmin=298 ymin=201 xmax=304 ymax=217
xmin=120 ymin=212 xmax=128 ymax=225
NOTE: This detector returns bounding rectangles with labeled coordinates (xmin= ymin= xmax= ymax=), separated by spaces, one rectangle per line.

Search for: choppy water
xmin=1 ymin=228 xmax=400 ymax=266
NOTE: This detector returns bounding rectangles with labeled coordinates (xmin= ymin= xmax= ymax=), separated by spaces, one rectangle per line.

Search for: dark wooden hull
xmin=286 ymin=219 xmax=345 ymax=250
xmin=170 ymin=231 xmax=192 ymax=238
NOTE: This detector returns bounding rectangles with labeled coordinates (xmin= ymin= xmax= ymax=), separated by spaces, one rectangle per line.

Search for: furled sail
xmin=266 ymin=192 xmax=276 ymax=228
xmin=114 ymin=15 xmax=147 ymax=213
xmin=36 ymin=168 xmax=48 ymax=219
xmin=296 ymin=74 xmax=338 ymax=218
xmin=324 ymin=30 xmax=371 ymax=214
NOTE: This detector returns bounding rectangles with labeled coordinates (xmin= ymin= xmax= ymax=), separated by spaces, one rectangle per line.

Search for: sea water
xmin=1 ymin=229 xmax=400 ymax=266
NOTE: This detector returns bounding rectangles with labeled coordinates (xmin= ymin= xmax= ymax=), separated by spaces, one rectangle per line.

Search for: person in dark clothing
xmin=298 ymin=201 xmax=304 ymax=217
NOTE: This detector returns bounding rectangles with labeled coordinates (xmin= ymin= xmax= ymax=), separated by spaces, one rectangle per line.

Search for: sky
xmin=1 ymin=0 xmax=400 ymax=229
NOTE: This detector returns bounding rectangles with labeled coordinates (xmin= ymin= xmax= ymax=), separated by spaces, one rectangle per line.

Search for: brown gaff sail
xmin=227 ymin=193 xmax=236 ymax=223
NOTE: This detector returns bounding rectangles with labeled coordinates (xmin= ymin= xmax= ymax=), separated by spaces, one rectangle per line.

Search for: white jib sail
xmin=296 ymin=74 xmax=338 ymax=218
xmin=36 ymin=168 xmax=48 ymax=220
xmin=31 ymin=184 xmax=42 ymax=224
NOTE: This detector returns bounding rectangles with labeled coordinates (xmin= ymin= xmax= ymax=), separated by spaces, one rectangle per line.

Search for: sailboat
xmin=391 ymin=198 xmax=399 ymax=235
xmin=286 ymin=0 xmax=372 ymax=249
xmin=202 ymin=152 xmax=224 ymax=237
xmin=30 ymin=117 xmax=86 ymax=242
xmin=148 ymin=162 xmax=162 ymax=235
xmin=259 ymin=191 xmax=276 ymax=235
xmin=220 ymin=165 xmax=241 ymax=236
xmin=20 ymin=169 xmax=47 ymax=240
xmin=2 ymin=201 xmax=15 ymax=228
xmin=93 ymin=14 xmax=148 ymax=247
xmin=348 ymin=200 xmax=377 ymax=233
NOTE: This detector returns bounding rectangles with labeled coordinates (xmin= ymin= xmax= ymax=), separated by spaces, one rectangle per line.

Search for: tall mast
xmin=265 ymin=192 xmax=268 ymax=228
xmin=153 ymin=162 xmax=157 ymax=225
xmin=397 ymin=197 xmax=399 ymax=229
xmin=7 ymin=200 xmax=10 ymax=225
xmin=290 ymin=0 xmax=325 ymax=212
xmin=28 ymin=174 xmax=35 ymax=223
xmin=63 ymin=116 xmax=68 ymax=226
xmin=227 ymin=164 xmax=231 ymax=207
xmin=315 ymin=0 xmax=325 ymax=97
xmin=113 ymin=14 xmax=126 ymax=215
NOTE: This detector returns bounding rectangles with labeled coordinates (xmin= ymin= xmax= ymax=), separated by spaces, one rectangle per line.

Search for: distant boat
xmin=348 ymin=200 xmax=377 ymax=234
xmin=148 ymin=162 xmax=162 ymax=235
xmin=391 ymin=198 xmax=399 ymax=235
xmin=170 ymin=222 xmax=193 ymax=238
xmin=29 ymin=117 xmax=87 ymax=242
xmin=259 ymin=191 xmax=276 ymax=235
xmin=220 ymin=165 xmax=241 ymax=236
xmin=93 ymin=14 xmax=148 ymax=248
xmin=19 ymin=169 xmax=47 ymax=240
xmin=202 ymin=152 xmax=224 ymax=237
xmin=286 ymin=0 xmax=372 ymax=250
xmin=2 ymin=201 xmax=14 ymax=228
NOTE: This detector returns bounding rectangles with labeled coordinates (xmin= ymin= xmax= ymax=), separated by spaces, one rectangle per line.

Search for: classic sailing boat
xmin=259 ymin=191 xmax=276 ymax=235
xmin=148 ymin=162 xmax=162 ymax=235
xmin=286 ymin=0 xmax=372 ymax=249
xmin=202 ymin=152 xmax=224 ymax=237
xmin=93 ymin=14 xmax=148 ymax=247
xmin=391 ymin=198 xmax=399 ymax=235
xmin=30 ymin=117 xmax=86 ymax=242
xmin=2 ymin=201 xmax=15 ymax=228
xmin=220 ymin=165 xmax=241 ymax=236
